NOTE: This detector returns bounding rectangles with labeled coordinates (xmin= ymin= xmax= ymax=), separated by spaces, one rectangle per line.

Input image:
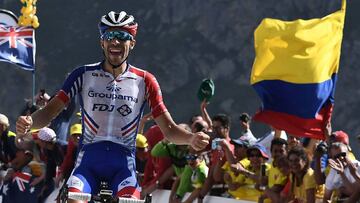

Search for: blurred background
xmin=1 ymin=0 xmax=359 ymax=157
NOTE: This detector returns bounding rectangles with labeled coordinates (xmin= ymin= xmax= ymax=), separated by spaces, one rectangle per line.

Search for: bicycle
xmin=59 ymin=181 xmax=151 ymax=203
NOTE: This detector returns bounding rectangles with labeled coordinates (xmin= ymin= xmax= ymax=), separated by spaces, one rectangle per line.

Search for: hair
xmin=239 ymin=113 xmax=251 ymax=123
xmin=287 ymin=146 xmax=310 ymax=171
xmin=189 ymin=114 xmax=202 ymax=124
xmin=212 ymin=113 xmax=231 ymax=128
xmin=270 ymin=138 xmax=288 ymax=152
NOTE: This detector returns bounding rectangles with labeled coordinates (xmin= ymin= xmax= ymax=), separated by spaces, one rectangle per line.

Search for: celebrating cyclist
xmin=16 ymin=11 xmax=210 ymax=202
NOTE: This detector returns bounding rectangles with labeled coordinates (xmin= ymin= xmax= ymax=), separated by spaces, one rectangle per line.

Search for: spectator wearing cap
xmin=213 ymin=138 xmax=251 ymax=199
xmin=136 ymin=133 xmax=149 ymax=178
xmin=323 ymin=142 xmax=360 ymax=203
xmin=239 ymin=113 xmax=258 ymax=145
xmin=227 ymin=144 xmax=270 ymax=201
xmin=35 ymin=127 xmax=65 ymax=202
xmin=0 ymin=113 xmax=17 ymax=168
xmin=285 ymin=146 xmax=316 ymax=203
xmin=260 ymin=138 xmax=288 ymax=202
xmin=55 ymin=123 xmax=82 ymax=188
xmin=314 ymin=129 xmax=357 ymax=187
xmin=213 ymin=138 xmax=250 ymax=183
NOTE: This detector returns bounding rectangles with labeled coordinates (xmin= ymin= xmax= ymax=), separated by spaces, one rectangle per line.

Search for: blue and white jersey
xmin=56 ymin=62 xmax=167 ymax=152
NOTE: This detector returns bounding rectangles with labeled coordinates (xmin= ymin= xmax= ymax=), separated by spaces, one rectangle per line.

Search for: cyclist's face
xmin=101 ymin=28 xmax=135 ymax=66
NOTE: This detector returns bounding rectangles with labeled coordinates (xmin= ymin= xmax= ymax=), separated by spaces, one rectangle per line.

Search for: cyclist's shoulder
xmin=69 ymin=62 xmax=103 ymax=75
xmin=128 ymin=64 xmax=156 ymax=80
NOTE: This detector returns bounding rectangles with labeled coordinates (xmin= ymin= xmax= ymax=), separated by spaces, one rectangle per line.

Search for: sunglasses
xmin=102 ymin=31 xmax=133 ymax=41
xmin=185 ymin=154 xmax=199 ymax=161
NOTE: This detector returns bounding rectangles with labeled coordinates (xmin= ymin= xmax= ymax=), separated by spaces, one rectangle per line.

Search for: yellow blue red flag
xmin=251 ymin=0 xmax=346 ymax=140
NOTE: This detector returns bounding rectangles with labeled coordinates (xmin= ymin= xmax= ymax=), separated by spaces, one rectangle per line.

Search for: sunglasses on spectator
xmin=102 ymin=31 xmax=133 ymax=41
xmin=185 ymin=154 xmax=199 ymax=161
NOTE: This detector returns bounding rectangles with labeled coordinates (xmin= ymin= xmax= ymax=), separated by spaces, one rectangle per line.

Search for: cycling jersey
xmin=56 ymin=61 xmax=167 ymax=153
xmin=59 ymin=62 xmax=168 ymax=198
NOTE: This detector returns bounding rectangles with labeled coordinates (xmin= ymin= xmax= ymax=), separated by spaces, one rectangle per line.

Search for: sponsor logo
xmin=91 ymin=72 xmax=110 ymax=78
xmin=88 ymin=90 xmax=138 ymax=103
xmin=92 ymin=103 xmax=132 ymax=116
xmin=106 ymin=81 xmax=121 ymax=92
xmin=117 ymin=104 xmax=132 ymax=116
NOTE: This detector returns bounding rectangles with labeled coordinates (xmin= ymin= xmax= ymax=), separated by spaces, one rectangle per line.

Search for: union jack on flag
xmin=0 ymin=24 xmax=35 ymax=71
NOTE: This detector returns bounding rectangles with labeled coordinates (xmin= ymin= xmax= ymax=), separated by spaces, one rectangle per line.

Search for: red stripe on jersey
xmin=122 ymin=121 xmax=138 ymax=136
xmin=84 ymin=116 xmax=98 ymax=134
xmin=144 ymin=72 xmax=167 ymax=119
xmin=128 ymin=66 xmax=145 ymax=78
xmin=56 ymin=90 xmax=70 ymax=104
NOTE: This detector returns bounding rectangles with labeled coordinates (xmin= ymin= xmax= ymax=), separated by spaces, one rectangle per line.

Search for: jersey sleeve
xmin=144 ymin=71 xmax=168 ymax=118
xmin=56 ymin=67 xmax=85 ymax=104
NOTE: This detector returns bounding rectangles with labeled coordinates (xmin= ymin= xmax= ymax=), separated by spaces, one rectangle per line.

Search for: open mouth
xmin=109 ymin=48 xmax=122 ymax=55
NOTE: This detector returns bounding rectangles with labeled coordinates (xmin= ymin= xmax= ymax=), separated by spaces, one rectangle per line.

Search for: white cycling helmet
xmin=98 ymin=11 xmax=138 ymax=37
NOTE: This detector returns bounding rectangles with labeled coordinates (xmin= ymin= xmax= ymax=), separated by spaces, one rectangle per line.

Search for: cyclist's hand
xmin=190 ymin=132 xmax=210 ymax=151
xmin=16 ymin=116 xmax=33 ymax=136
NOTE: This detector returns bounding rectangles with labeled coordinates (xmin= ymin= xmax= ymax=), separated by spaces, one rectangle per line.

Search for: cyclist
xmin=16 ymin=11 xmax=209 ymax=202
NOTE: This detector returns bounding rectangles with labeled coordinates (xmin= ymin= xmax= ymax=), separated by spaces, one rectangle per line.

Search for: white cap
xmin=0 ymin=114 xmax=9 ymax=127
xmin=38 ymin=127 xmax=56 ymax=142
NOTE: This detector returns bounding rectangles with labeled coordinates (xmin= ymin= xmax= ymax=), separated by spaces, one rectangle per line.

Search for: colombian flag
xmin=251 ymin=0 xmax=346 ymax=140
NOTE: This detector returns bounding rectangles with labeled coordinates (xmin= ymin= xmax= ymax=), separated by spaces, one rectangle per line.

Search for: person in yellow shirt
xmin=286 ymin=146 xmax=316 ymax=203
xmin=227 ymin=144 xmax=271 ymax=201
xmin=260 ymin=138 xmax=288 ymax=203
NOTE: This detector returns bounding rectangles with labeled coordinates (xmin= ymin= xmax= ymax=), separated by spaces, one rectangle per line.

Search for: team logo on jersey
xmin=117 ymin=104 xmax=132 ymax=116
xmin=106 ymin=81 xmax=121 ymax=92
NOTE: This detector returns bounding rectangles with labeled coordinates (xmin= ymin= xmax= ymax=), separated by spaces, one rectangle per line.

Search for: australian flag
xmin=0 ymin=24 xmax=35 ymax=71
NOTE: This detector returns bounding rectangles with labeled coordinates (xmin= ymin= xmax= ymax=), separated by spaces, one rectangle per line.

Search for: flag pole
xmin=32 ymin=70 xmax=35 ymax=105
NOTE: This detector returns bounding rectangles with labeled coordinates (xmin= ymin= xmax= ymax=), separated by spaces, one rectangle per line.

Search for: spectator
xmin=286 ymin=146 xmax=316 ymax=203
xmin=257 ymin=126 xmax=287 ymax=154
xmin=1 ymin=113 xmax=35 ymax=183
xmin=198 ymin=114 xmax=234 ymax=202
xmin=214 ymin=138 xmax=250 ymax=198
xmin=0 ymin=113 xmax=17 ymax=168
xmin=136 ymin=133 xmax=149 ymax=178
xmin=140 ymin=125 xmax=172 ymax=196
xmin=264 ymin=156 xmax=291 ymax=203
xmin=323 ymin=142 xmax=360 ymax=203
xmin=55 ymin=123 xmax=81 ymax=188
xmin=35 ymin=127 xmax=65 ymax=202
xmin=227 ymin=144 xmax=270 ymax=201
xmin=260 ymin=138 xmax=288 ymax=203
xmin=170 ymin=150 xmax=208 ymax=203
xmin=239 ymin=113 xmax=258 ymax=144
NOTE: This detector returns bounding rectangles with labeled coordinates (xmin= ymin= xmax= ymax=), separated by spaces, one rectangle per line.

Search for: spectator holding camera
xmin=198 ymin=114 xmax=234 ymax=202
xmin=314 ymin=130 xmax=356 ymax=186
xmin=239 ymin=113 xmax=257 ymax=145
xmin=323 ymin=142 xmax=360 ymax=203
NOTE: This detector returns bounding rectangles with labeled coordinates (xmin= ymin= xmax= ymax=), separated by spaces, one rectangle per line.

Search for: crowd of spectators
xmin=1 ymin=90 xmax=360 ymax=203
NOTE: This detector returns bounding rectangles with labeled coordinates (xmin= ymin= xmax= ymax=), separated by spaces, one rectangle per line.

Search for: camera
xmin=315 ymin=141 xmax=328 ymax=154
xmin=211 ymin=138 xmax=223 ymax=150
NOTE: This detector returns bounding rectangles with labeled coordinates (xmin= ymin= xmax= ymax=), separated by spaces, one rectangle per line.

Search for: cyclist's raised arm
xmin=154 ymin=112 xmax=209 ymax=151
xmin=16 ymin=97 xmax=66 ymax=135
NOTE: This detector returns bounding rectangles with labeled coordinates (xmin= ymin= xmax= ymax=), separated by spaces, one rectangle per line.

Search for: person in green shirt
xmin=170 ymin=151 xmax=208 ymax=203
